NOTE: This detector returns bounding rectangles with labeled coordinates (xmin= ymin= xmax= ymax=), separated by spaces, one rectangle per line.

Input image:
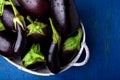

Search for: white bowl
xmin=3 ymin=22 xmax=90 ymax=76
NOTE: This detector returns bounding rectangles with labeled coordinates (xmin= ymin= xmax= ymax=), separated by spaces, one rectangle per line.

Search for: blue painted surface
xmin=0 ymin=0 xmax=120 ymax=80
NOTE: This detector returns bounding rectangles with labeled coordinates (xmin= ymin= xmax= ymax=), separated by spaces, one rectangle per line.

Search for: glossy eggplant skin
xmin=0 ymin=5 xmax=28 ymax=31
xmin=0 ymin=30 xmax=16 ymax=57
xmin=17 ymin=0 xmax=49 ymax=17
xmin=45 ymin=18 xmax=61 ymax=74
xmin=60 ymin=28 xmax=83 ymax=67
xmin=50 ymin=0 xmax=80 ymax=37
xmin=47 ymin=42 xmax=61 ymax=74
xmin=1 ymin=5 xmax=15 ymax=30
xmin=50 ymin=0 xmax=69 ymax=36
xmin=14 ymin=23 xmax=27 ymax=56
xmin=60 ymin=49 xmax=79 ymax=67
xmin=68 ymin=0 xmax=80 ymax=33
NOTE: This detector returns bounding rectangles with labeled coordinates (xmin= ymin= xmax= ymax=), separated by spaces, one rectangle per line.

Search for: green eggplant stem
xmin=9 ymin=0 xmax=19 ymax=16
xmin=0 ymin=20 xmax=5 ymax=31
xmin=63 ymin=28 xmax=83 ymax=50
xmin=27 ymin=16 xmax=34 ymax=24
xmin=49 ymin=18 xmax=61 ymax=46
xmin=27 ymin=16 xmax=46 ymax=36
xmin=8 ymin=0 xmax=26 ymax=30
xmin=0 ymin=0 xmax=5 ymax=16
xmin=22 ymin=44 xmax=45 ymax=67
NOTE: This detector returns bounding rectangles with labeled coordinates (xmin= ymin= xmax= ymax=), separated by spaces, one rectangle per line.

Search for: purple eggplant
xmin=14 ymin=23 xmax=27 ymax=56
xmin=17 ymin=0 xmax=49 ymax=18
xmin=60 ymin=28 xmax=83 ymax=67
xmin=26 ymin=16 xmax=52 ymax=43
xmin=50 ymin=0 xmax=80 ymax=36
xmin=50 ymin=0 xmax=69 ymax=36
xmin=0 ymin=30 xmax=16 ymax=57
xmin=46 ymin=18 xmax=61 ymax=74
xmin=0 ymin=5 xmax=27 ymax=31
xmin=68 ymin=0 xmax=80 ymax=33
xmin=22 ymin=43 xmax=45 ymax=69
xmin=1 ymin=5 xmax=15 ymax=30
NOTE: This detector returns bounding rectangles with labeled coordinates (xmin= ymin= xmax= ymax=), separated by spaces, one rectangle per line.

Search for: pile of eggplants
xmin=0 ymin=0 xmax=83 ymax=74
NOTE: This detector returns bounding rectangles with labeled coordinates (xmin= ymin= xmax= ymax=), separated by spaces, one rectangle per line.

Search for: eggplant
xmin=1 ymin=5 xmax=15 ymax=30
xmin=68 ymin=0 xmax=80 ymax=33
xmin=50 ymin=0 xmax=69 ymax=36
xmin=1 ymin=5 xmax=27 ymax=31
xmin=0 ymin=30 xmax=16 ymax=57
xmin=14 ymin=23 xmax=27 ymax=56
xmin=50 ymin=0 xmax=80 ymax=37
xmin=22 ymin=43 xmax=45 ymax=69
xmin=26 ymin=16 xmax=52 ymax=43
xmin=60 ymin=28 xmax=83 ymax=67
xmin=17 ymin=0 xmax=49 ymax=17
xmin=46 ymin=18 xmax=61 ymax=74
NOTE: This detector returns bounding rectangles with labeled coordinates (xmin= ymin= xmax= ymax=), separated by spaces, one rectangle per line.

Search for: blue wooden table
xmin=0 ymin=0 xmax=120 ymax=80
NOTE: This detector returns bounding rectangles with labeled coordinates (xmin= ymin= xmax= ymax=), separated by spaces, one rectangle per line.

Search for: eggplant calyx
xmin=22 ymin=44 xmax=45 ymax=67
xmin=63 ymin=28 xmax=83 ymax=51
xmin=13 ymin=15 xmax=26 ymax=30
xmin=0 ymin=0 xmax=11 ymax=16
xmin=49 ymin=18 xmax=61 ymax=47
xmin=0 ymin=20 xmax=5 ymax=31
xmin=9 ymin=0 xmax=26 ymax=31
xmin=0 ymin=0 xmax=5 ymax=16
xmin=27 ymin=16 xmax=46 ymax=36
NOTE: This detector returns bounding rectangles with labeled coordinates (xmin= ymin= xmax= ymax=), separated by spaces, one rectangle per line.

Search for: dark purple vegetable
xmin=46 ymin=18 xmax=61 ymax=74
xmin=50 ymin=0 xmax=69 ymax=36
xmin=47 ymin=42 xmax=61 ymax=74
xmin=22 ymin=43 xmax=45 ymax=69
xmin=50 ymin=0 xmax=80 ymax=36
xmin=0 ymin=30 xmax=16 ymax=57
xmin=68 ymin=0 xmax=80 ymax=33
xmin=17 ymin=0 xmax=49 ymax=17
xmin=26 ymin=16 xmax=52 ymax=43
xmin=7 ymin=0 xmax=27 ymax=56
xmin=60 ymin=28 xmax=83 ymax=67
xmin=1 ymin=5 xmax=15 ymax=30
xmin=0 ymin=5 xmax=27 ymax=31
xmin=14 ymin=23 xmax=27 ymax=56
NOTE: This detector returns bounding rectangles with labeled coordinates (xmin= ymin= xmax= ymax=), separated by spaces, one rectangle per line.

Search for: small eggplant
xmin=0 ymin=30 xmax=16 ymax=57
xmin=1 ymin=5 xmax=27 ymax=31
xmin=6 ymin=0 xmax=28 ymax=56
xmin=1 ymin=5 xmax=15 ymax=30
xmin=26 ymin=16 xmax=52 ymax=43
xmin=50 ymin=0 xmax=80 ymax=37
xmin=14 ymin=23 xmax=27 ymax=56
xmin=50 ymin=0 xmax=69 ymax=36
xmin=17 ymin=0 xmax=49 ymax=17
xmin=68 ymin=0 xmax=80 ymax=33
xmin=22 ymin=43 xmax=45 ymax=69
xmin=60 ymin=28 xmax=83 ymax=67
xmin=46 ymin=18 xmax=61 ymax=74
